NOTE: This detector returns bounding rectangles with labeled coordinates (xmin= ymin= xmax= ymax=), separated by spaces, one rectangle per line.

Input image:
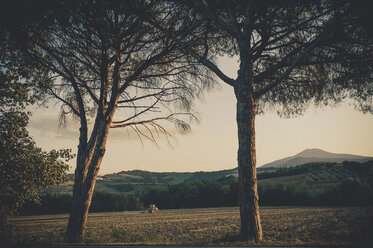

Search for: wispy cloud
xmin=28 ymin=112 xmax=186 ymax=144
xmin=29 ymin=113 xmax=79 ymax=140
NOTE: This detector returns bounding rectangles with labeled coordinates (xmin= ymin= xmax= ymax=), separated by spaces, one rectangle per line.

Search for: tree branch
xmin=145 ymin=17 xmax=236 ymax=87
xmin=254 ymin=34 xmax=323 ymax=98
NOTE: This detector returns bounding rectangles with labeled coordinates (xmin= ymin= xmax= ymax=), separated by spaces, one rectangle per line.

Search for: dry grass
xmin=6 ymin=207 xmax=373 ymax=246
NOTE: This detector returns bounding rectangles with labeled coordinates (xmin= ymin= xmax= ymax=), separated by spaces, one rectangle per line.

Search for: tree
xmin=5 ymin=0 xmax=211 ymax=242
xmin=0 ymin=29 xmax=71 ymax=240
xmin=146 ymin=0 xmax=373 ymax=241
xmin=0 ymin=112 xmax=71 ymax=222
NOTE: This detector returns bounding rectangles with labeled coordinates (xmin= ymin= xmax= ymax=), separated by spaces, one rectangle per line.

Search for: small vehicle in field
xmin=144 ymin=204 xmax=159 ymax=213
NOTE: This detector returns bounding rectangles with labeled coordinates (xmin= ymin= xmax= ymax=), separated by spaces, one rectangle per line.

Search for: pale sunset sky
xmin=28 ymin=57 xmax=373 ymax=175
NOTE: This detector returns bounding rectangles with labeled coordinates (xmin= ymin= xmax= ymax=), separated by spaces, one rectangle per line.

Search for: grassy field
xmin=5 ymin=207 xmax=373 ymax=246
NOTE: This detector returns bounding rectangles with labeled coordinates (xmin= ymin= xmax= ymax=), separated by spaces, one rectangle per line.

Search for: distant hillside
xmin=51 ymin=168 xmax=237 ymax=194
xmin=25 ymin=159 xmax=373 ymax=215
xmin=49 ymin=149 xmax=373 ymax=195
xmin=101 ymin=168 xmax=237 ymax=184
xmin=260 ymin=148 xmax=373 ymax=168
xmin=258 ymin=160 xmax=373 ymax=188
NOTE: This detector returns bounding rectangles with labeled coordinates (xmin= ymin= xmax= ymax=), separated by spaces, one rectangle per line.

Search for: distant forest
xmin=21 ymin=161 xmax=373 ymax=215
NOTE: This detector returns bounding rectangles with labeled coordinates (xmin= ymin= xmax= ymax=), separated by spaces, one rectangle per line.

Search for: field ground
xmin=5 ymin=207 xmax=373 ymax=246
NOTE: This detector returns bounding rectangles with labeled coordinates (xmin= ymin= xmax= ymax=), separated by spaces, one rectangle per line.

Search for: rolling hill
xmin=49 ymin=148 xmax=372 ymax=194
xmin=100 ymin=168 xmax=237 ymax=185
xmin=259 ymin=148 xmax=373 ymax=168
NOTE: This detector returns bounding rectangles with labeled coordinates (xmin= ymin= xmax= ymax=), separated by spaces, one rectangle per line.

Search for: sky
xmin=28 ymin=57 xmax=373 ymax=175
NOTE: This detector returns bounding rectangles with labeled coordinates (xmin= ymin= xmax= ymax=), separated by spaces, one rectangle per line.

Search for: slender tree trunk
xmin=64 ymin=144 xmax=104 ymax=242
xmin=65 ymin=175 xmax=93 ymax=242
xmin=235 ymin=38 xmax=263 ymax=241
xmin=65 ymin=119 xmax=113 ymax=242
xmin=235 ymin=94 xmax=262 ymax=241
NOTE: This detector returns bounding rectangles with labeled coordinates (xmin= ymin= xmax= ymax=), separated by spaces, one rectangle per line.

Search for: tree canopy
xmin=1 ymin=0 xmax=213 ymax=242
xmin=145 ymin=0 xmax=373 ymax=241
xmin=0 ymin=29 xmax=72 ymax=240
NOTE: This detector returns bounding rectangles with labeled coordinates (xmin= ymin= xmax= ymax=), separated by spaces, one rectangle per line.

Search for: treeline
xmin=20 ymin=191 xmax=142 ymax=215
xmin=144 ymin=177 xmax=373 ymax=209
xmin=20 ymin=175 xmax=373 ymax=215
xmin=258 ymin=178 xmax=373 ymax=206
xmin=143 ymin=177 xmax=237 ymax=209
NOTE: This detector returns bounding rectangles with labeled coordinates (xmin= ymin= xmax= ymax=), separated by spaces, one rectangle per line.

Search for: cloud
xmin=28 ymin=112 xmax=186 ymax=144
xmin=29 ymin=113 xmax=80 ymax=140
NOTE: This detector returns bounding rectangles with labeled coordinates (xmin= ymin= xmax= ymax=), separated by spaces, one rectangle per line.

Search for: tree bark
xmin=65 ymin=117 xmax=114 ymax=243
xmin=64 ymin=157 xmax=86 ymax=242
xmin=234 ymin=38 xmax=263 ymax=241
xmin=235 ymin=94 xmax=262 ymax=241
xmin=64 ymin=139 xmax=103 ymax=242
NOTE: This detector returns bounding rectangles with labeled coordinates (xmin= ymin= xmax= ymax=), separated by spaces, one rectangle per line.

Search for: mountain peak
xmin=260 ymin=148 xmax=373 ymax=168
xmin=295 ymin=148 xmax=332 ymax=158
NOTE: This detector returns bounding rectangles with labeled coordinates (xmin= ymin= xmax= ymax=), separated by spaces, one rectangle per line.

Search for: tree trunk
xmin=235 ymin=38 xmax=263 ymax=241
xmin=64 ymin=157 xmax=98 ymax=243
xmin=235 ymin=93 xmax=263 ymax=242
xmin=65 ymin=120 xmax=112 ymax=243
